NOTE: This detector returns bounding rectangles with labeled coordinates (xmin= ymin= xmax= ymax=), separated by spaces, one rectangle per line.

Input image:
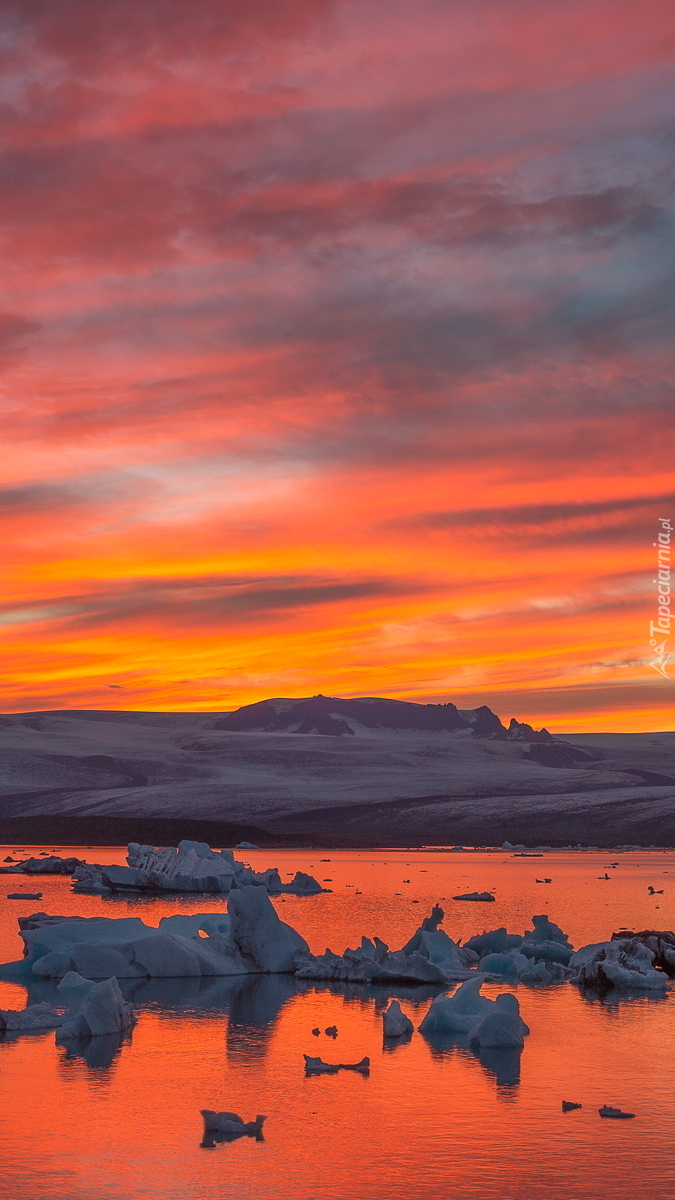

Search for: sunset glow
xmin=2 ymin=0 xmax=674 ymax=730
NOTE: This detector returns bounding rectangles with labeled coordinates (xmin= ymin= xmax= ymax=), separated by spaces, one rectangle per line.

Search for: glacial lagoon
xmin=0 ymin=846 xmax=673 ymax=1200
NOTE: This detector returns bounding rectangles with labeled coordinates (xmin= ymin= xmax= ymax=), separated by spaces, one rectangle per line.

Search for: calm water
xmin=1 ymin=846 xmax=674 ymax=1200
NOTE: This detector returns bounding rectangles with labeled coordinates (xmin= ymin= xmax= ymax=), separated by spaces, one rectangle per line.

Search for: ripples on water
xmin=0 ymin=847 xmax=673 ymax=1200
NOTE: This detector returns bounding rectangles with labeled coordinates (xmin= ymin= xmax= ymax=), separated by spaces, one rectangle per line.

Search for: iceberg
xmin=570 ymin=938 xmax=670 ymax=991
xmin=0 ymin=1001 xmax=63 ymax=1032
xmin=295 ymin=935 xmax=448 ymax=985
xmin=57 ymin=976 xmax=136 ymax=1039
xmin=419 ymin=976 xmax=494 ymax=1034
xmin=468 ymin=993 xmax=530 ymax=1048
xmin=72 ymin=841 xmax=327 ymax=896
xmin=0 ymin=855 xmax=84 ymax=876
xmin=463 ymin=916 xmax=575 ymax=981
xmin=382 ymin=1000 xmax=414 ymax=1038
xmin=0 ymin=886 xmax=309 ymax=981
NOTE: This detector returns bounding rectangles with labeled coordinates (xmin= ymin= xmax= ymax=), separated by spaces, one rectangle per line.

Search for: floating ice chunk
xmin=599 ymin=1106 xmax=635 ymax=1119
xmin=57 ymin=976 xmax=136 ymax=1039
xmin=523 ymin=915 xmax=572 ymax=949
xmin=453 ymin=892 xmax=495 ymax=902
xmin=234 ymin=842 xmax=260 ymax=850
xmin=0 ymin=888 xmax=309 ymax=980
xmin=479 ymin=950 xmax=530 ymax=978
xmin=0 ymin=855 xmax=83 ymax=876
xmin=325 ymin=1025 xmax=338 ymax=1037
xmin=201 ymin=1111 xmax=267 ymax=1142
xmin=295 ymin=943 xmax=447 ymax=985
xmin=562 ymin=1101 xmax=582 ymax=1112
xmin=419 ymin=976 xmax=493 ymax=1034
xmin=303 ymin=1055 xmax=370 ymax=1074
xmin=571 ymin=939 xmax=670 ymax=991
xmin=468 ymin=993 xmax=529 ymax=1048
xmin=0 ymin=1001 xmax=63 ymax=1031
xmin=7 ymin=892 xmax=42 ymax=900
xmin=465 ymin=928 xmax=523 ymax=957
xmin=229 ymin=885 xmax=309 ymax=972
xmin=382 ymin=1000 xmax=414 ymax=1038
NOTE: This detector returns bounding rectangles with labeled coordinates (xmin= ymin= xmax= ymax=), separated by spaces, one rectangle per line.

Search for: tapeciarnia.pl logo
xmin=649 ymin=517 xmax=672 ymax=679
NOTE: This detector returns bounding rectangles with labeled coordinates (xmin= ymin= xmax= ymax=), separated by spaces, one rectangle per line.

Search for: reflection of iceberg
xmin=303 ymin=1055 xmax=370 ymax=1075
xmin=473 ymin=1044 xmax=522 ymax=1088
xmin=58 ymin=1030 xmax=131 ymax=1070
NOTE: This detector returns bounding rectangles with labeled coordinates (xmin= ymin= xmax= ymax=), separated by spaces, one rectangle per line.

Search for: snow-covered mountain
xmin=0 ymin=696 xmax=674 ymax=844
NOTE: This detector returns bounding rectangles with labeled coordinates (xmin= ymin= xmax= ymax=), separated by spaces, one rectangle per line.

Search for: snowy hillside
xmin=0 ymin=697 xmax=674 ymax=844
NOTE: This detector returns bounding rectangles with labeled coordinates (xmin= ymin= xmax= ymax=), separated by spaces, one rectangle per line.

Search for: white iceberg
xmin=468 ymin=993 xmax=529 ymax=1048
xmin=382 ymin=1000 xmax=414 ymax=1038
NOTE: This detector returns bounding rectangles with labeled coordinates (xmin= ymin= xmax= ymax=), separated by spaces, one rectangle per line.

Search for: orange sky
xmin=1 ymin=0 xmax=674 ymax=731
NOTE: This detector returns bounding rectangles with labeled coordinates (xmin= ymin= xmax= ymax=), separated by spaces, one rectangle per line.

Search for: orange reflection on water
xmin=0 ymin=848 xmax=674 ymax=1199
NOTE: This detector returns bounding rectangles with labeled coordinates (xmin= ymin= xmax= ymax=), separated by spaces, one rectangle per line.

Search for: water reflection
xmin=421 ymin=1029 xmax=522 ymax=1090
xmin=57 ymin=1029 xmax=132 ymax=1071
xmin=473 ymin=1044 xmax=522 ymax=1090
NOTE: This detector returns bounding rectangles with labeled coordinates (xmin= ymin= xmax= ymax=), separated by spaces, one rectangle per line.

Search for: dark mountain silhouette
xmin=213 ymin=693 xmax=558 ymax=742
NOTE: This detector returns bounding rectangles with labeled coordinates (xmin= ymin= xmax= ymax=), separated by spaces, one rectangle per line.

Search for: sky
xmin=1 ymin=0 xmax=674 ymax=731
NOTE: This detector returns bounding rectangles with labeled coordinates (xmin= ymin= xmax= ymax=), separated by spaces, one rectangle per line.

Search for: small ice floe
xmin=562 ymin=1101 xmax=582 ymax=1112
xmin=303 ymin=1055 xmax=370 ymax=1075
xmin=325 ymin=1025 xmax=338 ymax=1037
xmin=0 ymin=1002 xmax=63 ymax=1032
xmin=467 ymin=993 xmax=530 ymax=1049
xmin=6 ymin=892 xmax=42 ymax=900
xmin=201 ymin=1111 xmax=267 ymax=1145
xmin=234 ymin=842 xmax=259 ymax=850
xmin=464 ymin=915 xmax=575 ymax=985
xmin=452 ymin=892 xmax=495 ymax=902
xmin=599 ymin=1106 xmax=635 ymax=1119
xmin=311 ymin=1027 xmax=320 ymax=1036
xmin=382 ymin=1000 xmax=414 ymax=1038
xmin=0 ymin=855 xmax=84 ymax=876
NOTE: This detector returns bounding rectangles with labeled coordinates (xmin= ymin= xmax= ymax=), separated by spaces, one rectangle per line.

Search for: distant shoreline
xmin=0 ymin=813 xmax=672 ymax=851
